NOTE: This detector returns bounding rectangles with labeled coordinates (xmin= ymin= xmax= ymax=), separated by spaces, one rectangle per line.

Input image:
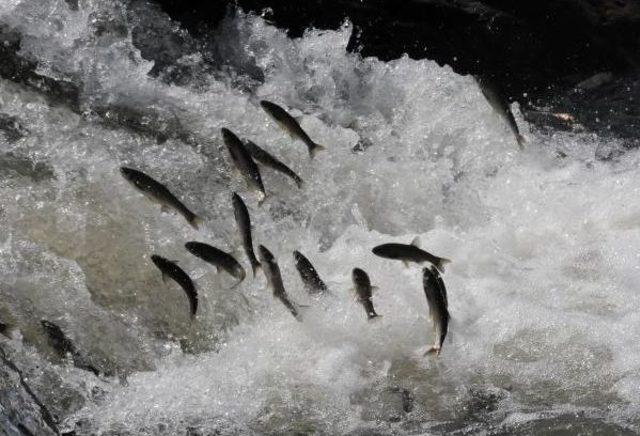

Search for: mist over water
xmin=1 ymin=1 xmax=639 ymax=434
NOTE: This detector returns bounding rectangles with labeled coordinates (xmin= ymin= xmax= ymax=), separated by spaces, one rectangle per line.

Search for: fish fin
xmin=190 ymin=215 xmax=204 ymax=230
xmin=229 ymin=279 xmax=244 ymax=290
xmin=411 ymin=236 xmax=421 ymax=247
xmin=351 ymin=291 xmax=361 ymax=302
xmin=160 ymin=205 xmax=171 ymax=213
xmin=435 ymin=257 xmax=452 ymax=273
xmin=161 ymin=272 xmax=168 ymax=284
xmin=516 ymin=133 xmax=526 ymax=149
xmin=371 ymin=285 xmax=380 ymax=293
xmin=309 ymin=143 xmax=326 ymax=159
xmin=403 ymin=260 xmax=410 ymax=268
xmin=212 ymin=265 xmax=219 ymax=273
xmin=296 ymin=304 xmax=311 ymax=321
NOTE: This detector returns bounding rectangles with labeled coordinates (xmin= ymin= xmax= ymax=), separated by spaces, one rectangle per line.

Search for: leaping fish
xmin=244 ymin=139 xmax=304 ymax=188
xmin=151 ymin=255 xmax=198 ymax=318
xmin=120 ymin=167 xmax=202 ymax=229
xmin=260 ymin=100 xmax=326 ymax=158
xmin=221 ymin=128 xmax=266 ymax=202
xmin=352 ymin=267 xmax=379 ymax=320
xmin=185 ymin=241 xmax=246 ymax=286
xmin=232 ymin=192 xmax=261 ymax=277
xmin=372 ymin=237 xmax=451 ymax=272
xmin=258 ymin=245 xmax=302 ymax=321
xmin=293 ymin=250 xmax=329 ymax=296
xmin=422 ymin=266 xmax=449 ymax=356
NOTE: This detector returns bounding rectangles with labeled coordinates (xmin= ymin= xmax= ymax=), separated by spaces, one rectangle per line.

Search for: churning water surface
xmin=0 ymin=1 xmax=639 ymax=434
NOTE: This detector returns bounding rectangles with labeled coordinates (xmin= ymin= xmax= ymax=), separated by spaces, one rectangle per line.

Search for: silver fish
xmin=258 ymin=245 xmax=302 ymax=321
xmin=293 ymin=250 xmax=328 ymax=296
xmin=151 ymin=255 xmax=198 ymax=318
xmin=423 ymin=266 xmax=449 ymax=356
xmin=474 ymin=75 xmax=525 ymax=149
xmin=120 ymin=167 xmax=202 ymax=229
xmin=352 ymin=267 xmax=379 ymax=320
xmin=185 ymin=241 xmax=246 ymax=286
xmin=41 ymin=320 xmax=101 ymax=376
xmin=260 ymin=100 xmax=326 ymax=158
xmin=232 ymin=192 xmax=261 ymax=277
xmin=244 ymin=139 xmax=304 ymax=188
xmin=372 ymin=237 xmax=451 ymax=272
xmin=221 ymin=128 xmax=266 ymax=202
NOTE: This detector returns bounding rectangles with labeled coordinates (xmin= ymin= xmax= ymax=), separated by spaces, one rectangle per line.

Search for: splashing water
xmin=1 ymin=0 xmax=639 ymax=434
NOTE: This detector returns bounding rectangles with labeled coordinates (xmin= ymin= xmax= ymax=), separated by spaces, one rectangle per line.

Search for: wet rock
xmin=0 ymin=153 xmax=55 ymax=183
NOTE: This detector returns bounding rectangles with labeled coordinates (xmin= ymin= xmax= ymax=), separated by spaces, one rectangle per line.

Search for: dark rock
xmin=0 ymin=26 xmax=80 ymax=111
xmin=0 ymin=113 xmax=28 ymax=142
xmin=151 ymin=0 xmax=640 ymax=142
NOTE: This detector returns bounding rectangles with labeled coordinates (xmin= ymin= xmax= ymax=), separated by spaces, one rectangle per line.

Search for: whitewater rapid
xmin=1 ymin=0 xmax=639 ymax=434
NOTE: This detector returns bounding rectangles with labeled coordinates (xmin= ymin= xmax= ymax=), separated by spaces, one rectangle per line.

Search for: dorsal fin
xmin=411 ymin=236 xmax=421 ymax=247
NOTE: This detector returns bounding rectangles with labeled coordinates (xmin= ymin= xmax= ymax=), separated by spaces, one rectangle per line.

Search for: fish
xmin=422 ymin=266 xmax=449 ymax=356
xmin=232 ymin=192 xmax=261 ymax=277
xmin=351 ymin=267 xmax=379 ymax=320
xmin=293 ymin=250 xmax=328 ymax=296
xmin=474 ymin=75 xmax=525 ymax=149
xmin=258 ymin=245 xmax=302 ymax=321
xmin=221 ymin=128 xmax=266 ymax=202
xmin=244 ymin=139 xmax=304 ymax=188
xmin=185 ymin=241 xmax=246 ymax=286
xmin=260 ymin=100 xmax=326 ymax=158
xmin=120 ymin=167 xmax=202 ymax=229
xmin=372 ymin=237 xmax=451 ymax=272
xmin=150 ymin=255 xmax=198 ymax=318
xmin=41 ymin=320 xmax=101 ymax=376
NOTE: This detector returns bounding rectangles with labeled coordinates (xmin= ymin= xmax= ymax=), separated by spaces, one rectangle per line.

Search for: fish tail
xmin=295 ymin=304 xmax=311 ymax=322
xmin=293 ymin=174 xmax=304 ymax=189
xmin=229 ymin=278 xmax=244 ymax=290
xmin=251 ymin=261 xmax=262 ymax=279
xmin=309 ymin=143 xmax=326 ymax=159
xmin=367 ymin=313 xmax=382 ymax=321
xmin=424 ymin=346 xmax=441 ymax=357
xmin=257 ymin=191 xmax=267 ymax=206
xmin=436 ymin=257 xmax=451 ymax=273
xmin=190 ymin=214 xmax=204 ymax=230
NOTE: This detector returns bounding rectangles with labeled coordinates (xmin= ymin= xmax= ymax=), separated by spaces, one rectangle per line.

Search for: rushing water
xmin=1 ymin=0 xmax=639 ymax=434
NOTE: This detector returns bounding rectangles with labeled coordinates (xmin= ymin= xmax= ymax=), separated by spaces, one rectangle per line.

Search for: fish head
xmin=352 ymin=268 xmax=369 ymax=286
xmin=259 ymin=100 xmax=275 ymax=112
xmin=371 ymin=245 xmax=384 ymax=256
xmin=257 ymin=245 xmax=275 ymax=265
xmin=150 ymin=254 xmax=166 ymax=269
xmin=120 ymin=166 xmax=138 ymax=182
xmin=184 ymin=242 xmax=199 ymax=255
xmin=220 ymin=128 xmax=238 ymax=145
xmin=231 ymin=192 xmax=243 ymax=209
xmin=293 ymin=250 xmax=303 ymax=264
xmin=40 ymin=319 xmax=58 ymax=331
xmin=231 ymin=263 xmax=246 ymax=282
